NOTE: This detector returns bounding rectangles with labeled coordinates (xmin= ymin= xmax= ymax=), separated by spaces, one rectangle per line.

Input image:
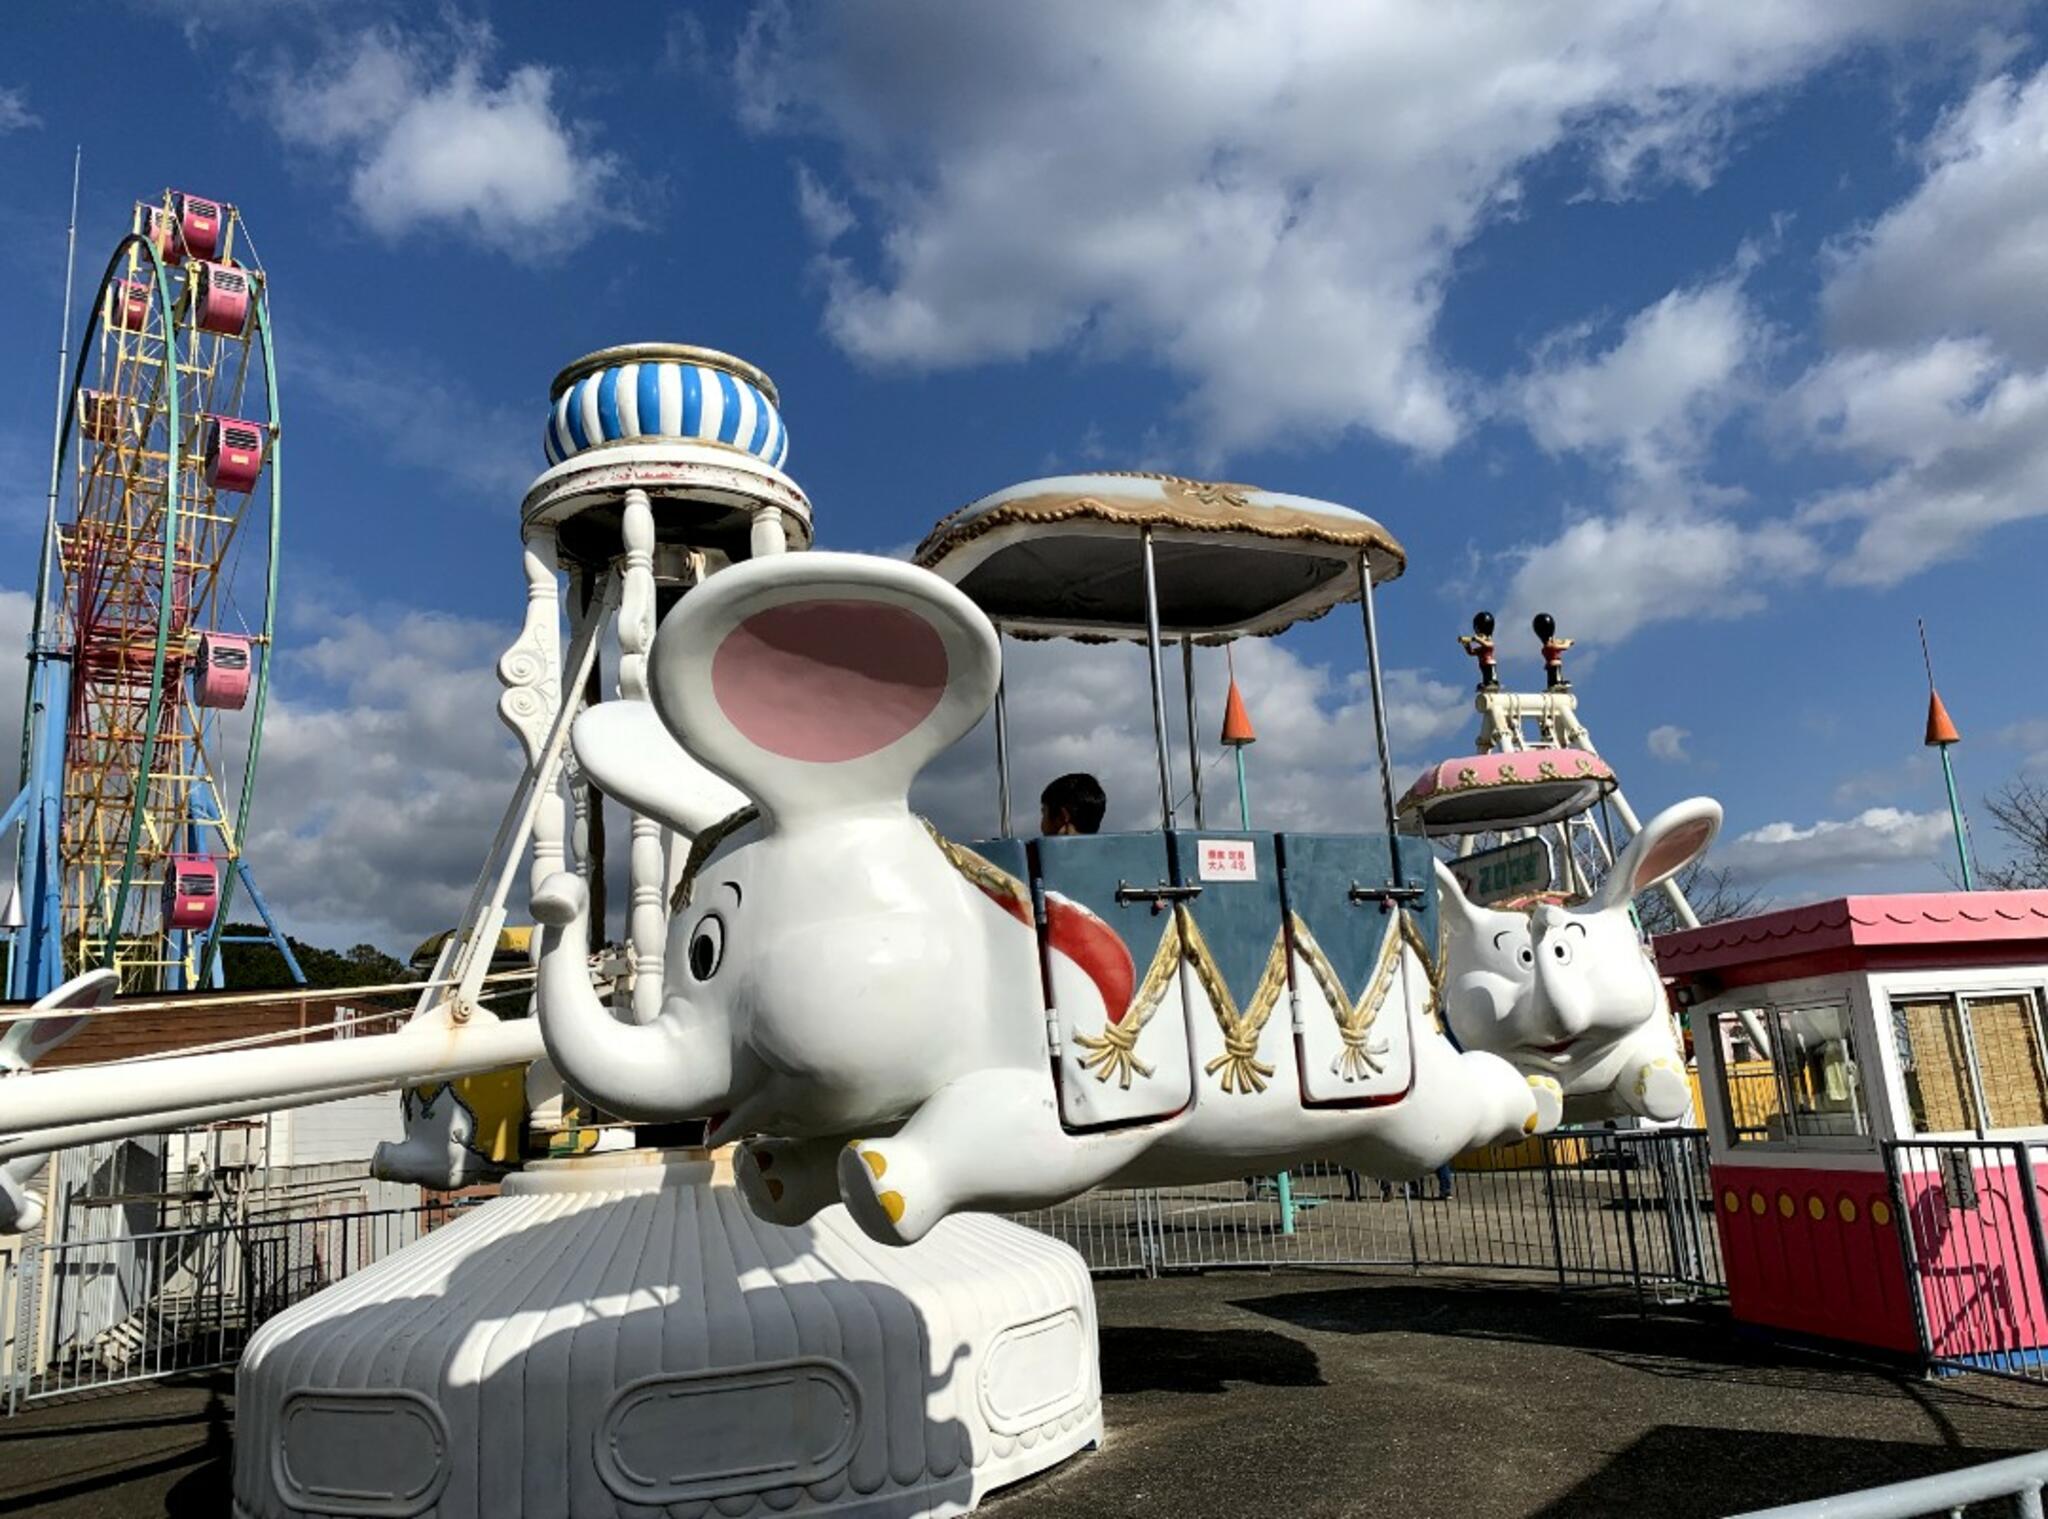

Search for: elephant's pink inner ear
xmin=712 ymin=600 xmax=949 ymax=763
xmin=1634 ymin=819 xmax=1713 ymax=891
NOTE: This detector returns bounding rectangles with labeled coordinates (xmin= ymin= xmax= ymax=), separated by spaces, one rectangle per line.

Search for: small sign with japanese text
xmin=1197 ymin=839 xmax=1257 ymax=882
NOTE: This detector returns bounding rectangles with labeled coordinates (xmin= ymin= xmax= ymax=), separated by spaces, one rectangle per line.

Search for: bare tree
xmin=1633 ymin=859 xmax=1768 ymax=937
xmin=1980 ymin=777 xmax=2048 ymax=890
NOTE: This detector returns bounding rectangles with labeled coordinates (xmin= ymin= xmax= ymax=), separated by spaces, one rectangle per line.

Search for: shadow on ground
xmin=2 ymin=1272 xmax=2045 ymax=1519
xmin=1100 ymin=1324 xmax=1324 ymax=1395
xmin=1524 ymin=1425 xmax=2026 ymax=1518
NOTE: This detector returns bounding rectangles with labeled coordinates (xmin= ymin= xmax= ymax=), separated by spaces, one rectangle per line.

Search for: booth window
xmin=1892 ymin=990 xmax=2048 ymax=1135
xmin=1713 ymin=1004 xmax=1867 ymax=1146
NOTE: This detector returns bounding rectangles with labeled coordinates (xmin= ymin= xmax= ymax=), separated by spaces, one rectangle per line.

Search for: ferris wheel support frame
xmin=8 ymin=213 xmax=299 ymax=998
xmin=82 ymin=233 xmax=186 ymax=976
xmin=193 ymin=286 xmax=281 ymax=990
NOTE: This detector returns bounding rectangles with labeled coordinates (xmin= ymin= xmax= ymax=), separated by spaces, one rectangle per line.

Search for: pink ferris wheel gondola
xmin=162 ymin=854 xmax=220 ymax=931
xmin=193 ymin=260 xmax=251 ymax=335
xmin=193 ymin=632 xmax=252 ymax=709
xmin=203 ymin=415 xmax=265 ymax=492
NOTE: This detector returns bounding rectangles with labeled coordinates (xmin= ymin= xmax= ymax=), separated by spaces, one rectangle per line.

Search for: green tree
xmin=216 ymin=925 xmax=408 ymax=990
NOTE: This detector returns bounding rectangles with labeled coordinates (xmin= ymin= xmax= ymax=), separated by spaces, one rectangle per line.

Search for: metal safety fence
xmin=3 ymin=1200 xmax=470 ymax=1410
xmin=1015 ymin=1128 xmax=1725 ymax=1301
xmin=0 ymin=1132 xmax=1720 ymax=1409
xmin=1885 ymin=1138 xmax=2048 ymax=1386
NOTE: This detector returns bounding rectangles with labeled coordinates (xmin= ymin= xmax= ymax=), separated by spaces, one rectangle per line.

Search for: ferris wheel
xmin=9 ymin=189 xmax=289 ymax=995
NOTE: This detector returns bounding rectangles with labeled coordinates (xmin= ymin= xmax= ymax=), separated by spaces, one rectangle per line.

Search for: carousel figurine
xmin=1535 ymin=611 xmax=1573 ymax=689
xmin=1458 ymin=610 xmax=1500 ymax=690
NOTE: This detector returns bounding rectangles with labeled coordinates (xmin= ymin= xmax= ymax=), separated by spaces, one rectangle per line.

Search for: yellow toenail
xmin=862 ymin=1150 xmax=888 ymax=1179
xmin=879 ymin=1190 xmax=905 ymax=1224
xmin=765 ymin=1178 xmax=784 ymax=1202
xmin=1523 ymin=1112 xmax=1540 ymax=1134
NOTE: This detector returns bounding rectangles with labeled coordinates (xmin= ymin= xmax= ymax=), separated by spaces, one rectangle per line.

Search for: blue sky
xmin=3 ymin=3 xmax=2048 ymax=951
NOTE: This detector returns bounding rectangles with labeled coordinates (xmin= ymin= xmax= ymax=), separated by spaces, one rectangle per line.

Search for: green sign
xmin=1449 ymin=835 xmax=1554 ymax=907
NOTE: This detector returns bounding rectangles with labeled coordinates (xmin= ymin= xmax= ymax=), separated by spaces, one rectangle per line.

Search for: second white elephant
xmin=534 ymin=551 xmax=1564 ymax=1248
xmin=1434 ymin=798 xmax=1721 ymax=1124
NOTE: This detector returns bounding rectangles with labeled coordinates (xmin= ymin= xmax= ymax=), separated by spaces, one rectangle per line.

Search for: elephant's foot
xmin=834 ymin=1068 xmax=1162 ymax=1246
xmin=1630 ymin=1059 xmax=1691 ymax=1123
xmin=837 ymin=1139 xmax=937 ymax=1246
xmin=734 ymin=1136 xmax=842 ymax=1226
xmin=1526 ymin=1074 xmax=1565 ymax=1135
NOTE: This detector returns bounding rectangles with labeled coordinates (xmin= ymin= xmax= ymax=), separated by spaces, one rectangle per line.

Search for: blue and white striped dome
xmin=543 ymin=344 xmax=789 ymax=470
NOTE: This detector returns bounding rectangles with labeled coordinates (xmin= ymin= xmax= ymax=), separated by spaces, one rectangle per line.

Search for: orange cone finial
xmin=1925 ymin=688 xmax=1960 ymax=747
xmin=1220 ymin=678 xmax=1256 ymax=747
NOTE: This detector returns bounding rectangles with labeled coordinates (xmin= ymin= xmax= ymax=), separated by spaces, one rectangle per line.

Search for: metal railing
xmin=6 ymin=1200 xmax=467 ymax=1409
xmin=1729 ymin=1448 xmax=2048 ymax=1518
xmin=0 ymin=1131 xmax=1719 ymax=1408
xmin=1017 ymin=1128 xmax=1724 ymax=1300
xmin=1885 ymin=1138 xmax=2048 ymax=1385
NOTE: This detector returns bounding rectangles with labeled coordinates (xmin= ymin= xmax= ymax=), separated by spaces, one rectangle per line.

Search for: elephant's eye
xmin=1517 ymin=945 xmax=1535 ymax=968
xmin=688 ymin=913 xmax=725 ymax=981
xmin=1548 ymin=938 xmax=1573 ymax=966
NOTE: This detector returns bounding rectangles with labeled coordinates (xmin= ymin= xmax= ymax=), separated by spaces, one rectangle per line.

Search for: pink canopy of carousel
xmin=1396 ymin=749 xmax=1616 ymax=837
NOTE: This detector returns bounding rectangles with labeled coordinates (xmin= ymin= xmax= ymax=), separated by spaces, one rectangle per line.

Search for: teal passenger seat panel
xmin=1031 ymin=832 xmax=1194 ymax=1130
xmin=1278 ymin=833 xmax=1437 ymax=1107
xmin=1164 ymin=831 xmax=1293 ymax=1099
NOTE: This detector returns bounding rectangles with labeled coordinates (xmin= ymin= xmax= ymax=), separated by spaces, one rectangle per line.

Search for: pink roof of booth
xmin=1655 ymin=891 xmax=2048 ymax=981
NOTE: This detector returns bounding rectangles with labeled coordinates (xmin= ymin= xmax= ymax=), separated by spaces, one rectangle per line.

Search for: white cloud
xmin=911 ymin=635 xmax=1470 ymax=838
xmin=1512 ymin=275 xmax=1767 ymax=482
xmin=241 ymin=604 xmax=1477 ymax=951
xmin=740 ymin=1 xmax=1962 ymax=458
xmin=0 ymin=87 xmax=38 ymax=134
xmin=294 ymin=324 xmax=537 ymax=501
xmin=1793 ymin=337 xmax=2048 ymax=587
xmin=0 ymin=591 xmax=31 ymax=868
xmin=1647 ymin=724 xmax=1690 ymax=762
xmin=1717 ymin=806 xmax=1956 ymax=886
xmin=240 ymin=600 xmax=525 ymax=954
xmin=267 ymin=27 xmax=624 ymax=258
xmin=793 ymin=163 xmax=854 ymax=245
xmin=1823 ymin=68 xmax=2048 ymax=362
xmin=1789 ymin=63 xmax=2048 ymax=585
xmin=1497 ymin=263 xmax=1815 ymax=646
xmin=1501 ymin=504 xmax=1815 ymax=647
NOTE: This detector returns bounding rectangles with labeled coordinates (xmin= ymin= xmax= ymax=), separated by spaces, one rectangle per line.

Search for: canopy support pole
xmin=994 ymin=632 xmax=1013 ymax=837
xmin=1181 ymin=638 xmax=1205 ymax=829
xmin=1357 ymin=556 xmax=1409 ymax=899
xmin=1142 ymin=529 xmax=1176 ymax=829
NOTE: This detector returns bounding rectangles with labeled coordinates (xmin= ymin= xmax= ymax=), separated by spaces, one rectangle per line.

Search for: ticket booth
xmin=1659 ymin=891 xmax=2048 ymax=1358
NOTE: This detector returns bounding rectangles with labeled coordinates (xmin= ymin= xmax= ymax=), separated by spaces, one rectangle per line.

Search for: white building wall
xmin=272 ymin=1092 xmax=405 ymax=1168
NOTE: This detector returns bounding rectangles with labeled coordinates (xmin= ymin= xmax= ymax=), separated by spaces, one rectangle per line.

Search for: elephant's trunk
xmin=532 ymin=873 xmax=731 ymax=1121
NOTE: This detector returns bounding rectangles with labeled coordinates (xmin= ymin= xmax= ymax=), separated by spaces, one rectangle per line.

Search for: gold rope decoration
xmin=1291 ymin=909 xmax=1446 ymax=1081
xmin=1073 ymin=918 xmax=1182 ymax=1087
xmin=912 ymin=821 xmax=1445 ymax=1099
xmin=920 ymin=819 xmax=1031 ymax=915
xmin=1177 ymin=908 xmax=1289 ymax=1095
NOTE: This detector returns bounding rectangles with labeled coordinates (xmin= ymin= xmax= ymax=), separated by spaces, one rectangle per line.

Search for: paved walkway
xmin=1 ymin=1270 xmax=2044 ymax=1517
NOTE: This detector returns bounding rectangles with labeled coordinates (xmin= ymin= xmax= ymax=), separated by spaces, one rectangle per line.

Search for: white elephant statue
xmin=533 ymin=551 xmax=1563 ymax=1247
xmin=1434 ymin=797 xmax=1721 ymax=1124
xmin=372 ymin=1065 xmax=530 ymax=1190
xmin=0 ymin=968 xmax=118 ymax=1234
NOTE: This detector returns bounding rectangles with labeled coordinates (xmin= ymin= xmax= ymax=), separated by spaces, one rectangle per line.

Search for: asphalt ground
xmin=2 ymin=1269 xmax=2044 ymax=1518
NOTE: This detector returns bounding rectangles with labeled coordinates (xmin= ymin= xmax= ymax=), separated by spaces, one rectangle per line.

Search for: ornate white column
xmin=616 ymin=488 xmax=667 ymax=1025
xmin=561 ymin=565 xmax=594 ymax=890
xmin=751 ymin=503 xmax=788 ymax=558
xmin=497 ymin=524 xmax=566 ymax=919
